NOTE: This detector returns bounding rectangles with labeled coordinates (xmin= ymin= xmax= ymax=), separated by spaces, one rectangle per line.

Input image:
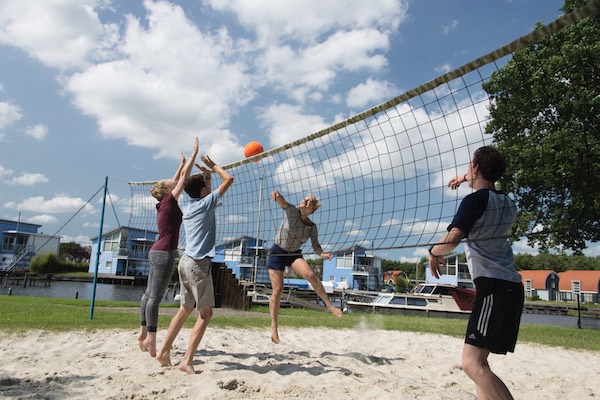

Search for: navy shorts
xmin=465 ymin=277 xmax=524 ymax=354
xmin=267 ymin=244 xmax=303 ymax=271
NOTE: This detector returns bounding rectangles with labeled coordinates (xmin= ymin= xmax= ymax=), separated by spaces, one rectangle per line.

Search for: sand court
xmin=0 ymin=325 xmax=598 ymax=399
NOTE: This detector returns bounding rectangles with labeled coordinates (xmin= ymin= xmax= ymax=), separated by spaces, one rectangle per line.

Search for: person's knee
xmin=461 ymin=356 xmax=475 ymax=378
xmin=462 ymin=353 xmax=486 ymax=379
xmin=304 ymin=270 xmax=316 ymax=280
xmin=180 ymin=305 xmax=194 ymax=317
xmin=270 ymin=282 xmax=284 ymax=296
xmin=199 ymin=307 xmax=213 ymax=320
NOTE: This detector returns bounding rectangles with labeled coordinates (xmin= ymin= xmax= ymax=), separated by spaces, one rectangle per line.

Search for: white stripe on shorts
xmin=477 ymin=294 xmax=494 ymax=337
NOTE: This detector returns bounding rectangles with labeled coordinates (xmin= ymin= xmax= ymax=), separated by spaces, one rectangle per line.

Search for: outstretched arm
xmin=200 ymin=155 xmax=234 ymax=197
xmin=171 ymin=150 xmax=186 ymax=182
xmin=448 ymin=173 xmax=468 ymax=190
xmin=271 ymin=191 xmax=288 ymax=209
xmin=172 ymin=137 xmax=199 ymax=200
xmin=428 ymin=227 xmax=464 ymax=279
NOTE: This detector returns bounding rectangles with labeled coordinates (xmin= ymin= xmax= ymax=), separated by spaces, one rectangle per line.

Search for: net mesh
xmin=128 ymin=3 xmax=599 ymax=257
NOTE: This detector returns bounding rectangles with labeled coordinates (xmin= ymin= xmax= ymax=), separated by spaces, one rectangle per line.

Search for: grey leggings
xmin=139 ymin=249 xmax=177 ymax=332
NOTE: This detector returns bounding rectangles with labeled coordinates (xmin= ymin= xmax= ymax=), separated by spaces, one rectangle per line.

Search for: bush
xmin=29 ymin=253 xmax=63 ymax=274
xmin=395 ymin=277 xmax=410 ymax=293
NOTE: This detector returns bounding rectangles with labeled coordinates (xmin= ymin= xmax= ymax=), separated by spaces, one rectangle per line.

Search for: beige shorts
xmin=177 ymin=254 xmax=215 ymax=310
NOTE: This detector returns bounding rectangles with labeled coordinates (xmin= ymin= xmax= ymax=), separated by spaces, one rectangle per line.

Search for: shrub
xmin=395 ymin=276 xmax=410 ymax=293
xmin=29 ymin=253 xmax=62 ymax=274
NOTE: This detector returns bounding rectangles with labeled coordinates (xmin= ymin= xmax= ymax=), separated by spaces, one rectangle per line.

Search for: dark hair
xmin=184 ymin=174 xmax=206 ymax=198
xmin=473 ymin=146 xmax=506 ymax=183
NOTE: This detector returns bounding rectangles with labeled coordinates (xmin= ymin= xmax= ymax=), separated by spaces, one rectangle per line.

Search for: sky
xmin=3 ymin=0 xmax=586 ymax=261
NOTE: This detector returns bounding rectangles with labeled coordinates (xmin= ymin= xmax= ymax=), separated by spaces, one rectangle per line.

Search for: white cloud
xmin=0 ymin=164 xmax=13 ymax=178
xmin=346 ymin=78 xmax=398 ymax=109
xmin=5 ymin=195 xmax=95 ymax=214
xmin=208 ymin=0 xmax=407 ymax=44
xmin=6 ymin=173 xmax=49 ymax=186
xmin=348 ymin=229 xmax=364 ymax=236
xmin=434 ymin=63 xmax=452 ymax=74
xmin=442 ymin=19 xmax=459 ymax=35
xmin=0 ymin=0 xmax=119 ymax=70
xmin=27 ymin=214 xmax=58 ymax=225
xmin=273 ymin=156 xmax=331 ymax=195
xmin=64 ymin=1 xmax=250 ymax=163
xmin=25 ymin=124 xmax=48 ymax=140
xmin=0 ymin=101 xmax=22 ymax=129
xmin=0 ymin=0 xmax=410 ymax=167
xmin=261 ymin=103 xmax=329 ymax=147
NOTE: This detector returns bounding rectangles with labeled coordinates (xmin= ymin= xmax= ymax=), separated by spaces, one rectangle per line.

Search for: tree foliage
xmin=514 ymin=252 xmax=600 ymax=272
xmin=483 ymin=0 xmax=600 ymax=254
xmin=59 ymin=242 xmax=91 ymax=262
xmin=30 ymin=253 xmax=62 ymax=274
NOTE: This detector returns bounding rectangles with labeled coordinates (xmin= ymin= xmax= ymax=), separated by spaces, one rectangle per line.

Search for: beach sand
xmin=0 ymin=315 xmax=598 ymax=399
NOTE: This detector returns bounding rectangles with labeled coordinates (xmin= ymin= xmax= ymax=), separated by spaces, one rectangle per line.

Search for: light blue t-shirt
xmin=182 ymin=191 xmax=221 ymax=260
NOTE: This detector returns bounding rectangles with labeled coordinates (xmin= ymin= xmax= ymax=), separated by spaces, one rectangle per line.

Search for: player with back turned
xmin=428 ymin=146 xmax=524 ymax=400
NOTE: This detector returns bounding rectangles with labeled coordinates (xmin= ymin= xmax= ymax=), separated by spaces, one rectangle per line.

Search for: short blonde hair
xmin=307 ymin=194 xmax=321 ymax=210
xmin=151 ymin=179 xmax=173 ymax=201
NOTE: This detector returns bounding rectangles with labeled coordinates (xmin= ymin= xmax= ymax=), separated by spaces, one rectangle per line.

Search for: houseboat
xmin=345 ymin=283 xmax=475 ymax=319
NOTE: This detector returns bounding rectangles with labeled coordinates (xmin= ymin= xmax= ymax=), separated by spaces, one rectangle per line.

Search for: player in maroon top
xmin=138 ymin=137 xmax=198 ymax=357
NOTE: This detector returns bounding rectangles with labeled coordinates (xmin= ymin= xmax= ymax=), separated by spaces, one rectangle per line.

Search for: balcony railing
xmin=352 ymin=264 xmax=377 ymax=274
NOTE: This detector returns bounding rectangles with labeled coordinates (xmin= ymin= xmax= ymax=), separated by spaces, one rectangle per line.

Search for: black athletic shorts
xmin=267 ymin=244 xmax=303 ymax=271
xmin=465 ymin=277 xmax=524 ymax=354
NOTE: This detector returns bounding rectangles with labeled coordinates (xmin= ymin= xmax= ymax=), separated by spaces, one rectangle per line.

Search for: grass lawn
xmin=1 ymin=296 xmax=599 ymax=352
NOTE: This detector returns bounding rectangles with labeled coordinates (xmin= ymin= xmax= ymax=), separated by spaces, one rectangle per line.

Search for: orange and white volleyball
xmin=244 ymin=141 xmax=264 ymax=160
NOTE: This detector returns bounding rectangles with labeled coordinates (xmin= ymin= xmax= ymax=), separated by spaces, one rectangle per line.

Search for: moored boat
xmin=346 ymin=283 xmax=475 ymax=319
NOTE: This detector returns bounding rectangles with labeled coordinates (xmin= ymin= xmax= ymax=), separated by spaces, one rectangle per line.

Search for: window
xmin=336 ymin=254 xmax=353 ymax=269
xmin=106 ymin=261 xmax=112 ymax=270
xmin=103 ymin=232 xmax=121 ymax=253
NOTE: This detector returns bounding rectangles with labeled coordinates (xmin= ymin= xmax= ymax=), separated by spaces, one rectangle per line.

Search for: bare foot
xmin=327 ymin=305 xmax=343 ymax=318
xmin=143 ymin=338 xmax=156 ymax=357
xmin=155 ymin=353 xmax=172 ymax=367
xmin=271 ymin=331 xmax=280 ymax=344
xmin=137 ymin=333 xmax=147 ymax=352
xmin=178 ymin=363 xmax=196 ymax=375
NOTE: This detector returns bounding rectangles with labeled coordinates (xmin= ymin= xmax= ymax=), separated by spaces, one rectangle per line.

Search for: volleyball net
xmin=128 ymin=3 xmax=598 ymax=259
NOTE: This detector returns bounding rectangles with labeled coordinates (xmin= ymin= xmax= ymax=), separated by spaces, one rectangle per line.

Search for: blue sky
xmin=2 ymin=0 xmax=583 ymax=260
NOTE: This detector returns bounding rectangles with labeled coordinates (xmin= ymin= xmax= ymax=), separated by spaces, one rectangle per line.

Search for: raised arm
xmin=172 ymin=137 xmax=199 ymax=200
xmin=271 ymin=191 xmax=289 ymax=209
xmin=448 ymin=173 xmax=468 ymax=190
xmin=199 ymin=155 xmax=234 ymax=197
xmin=171 ymin=150 xmax=186 ymax=182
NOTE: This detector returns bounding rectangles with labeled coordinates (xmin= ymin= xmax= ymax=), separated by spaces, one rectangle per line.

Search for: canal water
xmin=1 ymin=280 xmax=598 ymax=329
xmin=0 ymin=279 xmax=178 ymax=304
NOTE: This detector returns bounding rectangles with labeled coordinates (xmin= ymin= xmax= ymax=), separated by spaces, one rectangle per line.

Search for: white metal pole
xmin=253 ymin=176 xmax=263 ymax=289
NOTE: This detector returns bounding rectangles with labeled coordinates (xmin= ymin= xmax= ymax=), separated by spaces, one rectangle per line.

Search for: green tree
xmin=59 ymin=242 xmax=91 ymax=262
xmin=483 ymin=0 xmax=600 ymax=254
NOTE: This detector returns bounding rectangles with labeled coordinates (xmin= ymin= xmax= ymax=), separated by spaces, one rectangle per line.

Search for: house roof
xmin=519 ymin=270 xmax=558 ymax=289
xmin=217 ymin=235 xmax=268 ymax=247
xmin=90 ymin=226 xmax=158 ymax=241
xmin=558 ymin=270 xmax=600 ymax=292
xmin=334 ymin=245 xmax=368 ymax=254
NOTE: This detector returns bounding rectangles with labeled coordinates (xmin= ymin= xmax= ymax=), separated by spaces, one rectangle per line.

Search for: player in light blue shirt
xmin=156 ymin=155 xmax=233 ymax=374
